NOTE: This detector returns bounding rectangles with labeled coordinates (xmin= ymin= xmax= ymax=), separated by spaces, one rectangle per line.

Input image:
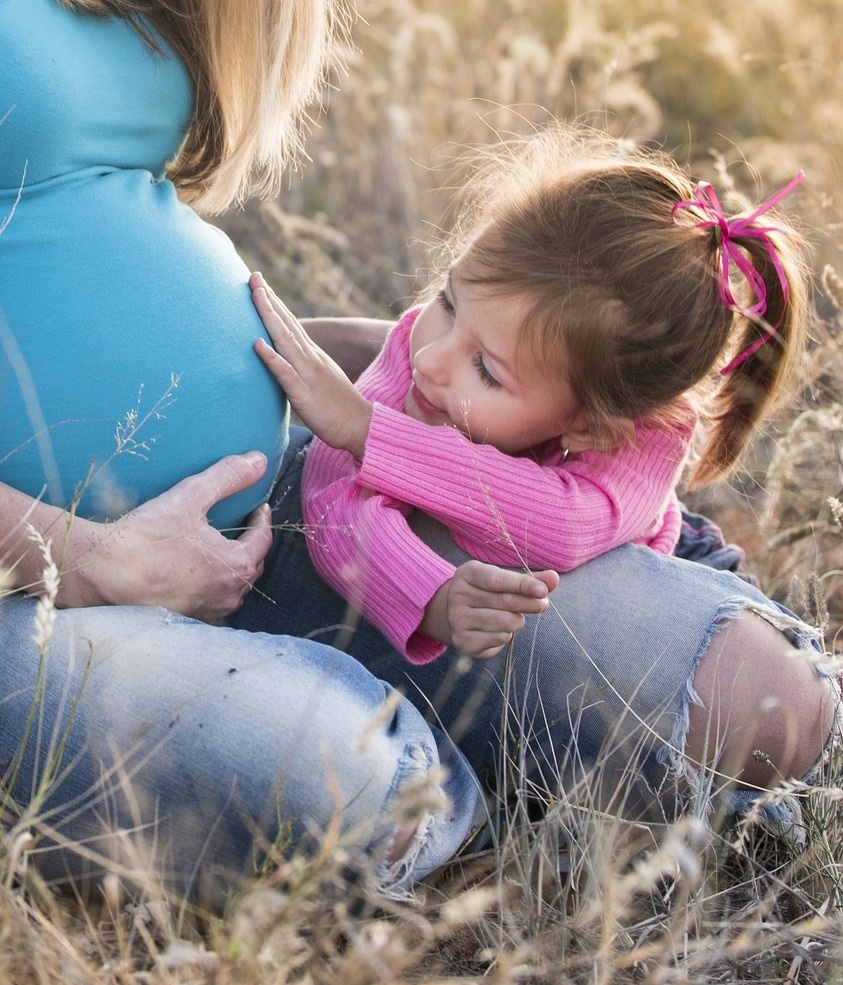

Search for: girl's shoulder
xmin=392 ymin=305 xmax=423 ymax=335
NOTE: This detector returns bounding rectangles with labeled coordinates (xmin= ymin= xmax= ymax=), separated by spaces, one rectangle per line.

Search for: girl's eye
xmin=474 ymin=353 xmax=501 ymax=388
xmin=436 ymin=288 xmax=455 ymax=314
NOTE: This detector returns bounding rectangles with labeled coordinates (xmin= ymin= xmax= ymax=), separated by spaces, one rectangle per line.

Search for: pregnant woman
xmin=0 ymin=0 xmax=482 ymax=904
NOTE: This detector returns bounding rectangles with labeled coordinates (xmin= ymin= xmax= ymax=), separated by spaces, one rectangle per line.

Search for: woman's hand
xmin=421 ymin=560 xmax=560 ymax=660
xmin=53 ymin=452 xmax=274 ymax=622
xmin=251 ymin=271 xmax=373 ymax=458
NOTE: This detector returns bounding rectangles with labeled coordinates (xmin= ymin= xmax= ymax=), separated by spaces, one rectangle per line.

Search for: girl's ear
xmin=563 ymin=429 xmax=594 ymax=454
xmin=561 ymin=409 xmax=597 ymax=454
xmin=564 ymin=413 xmax=632 ymax=454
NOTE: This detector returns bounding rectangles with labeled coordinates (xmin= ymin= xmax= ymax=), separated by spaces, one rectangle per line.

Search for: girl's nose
xmin=413 ymin=338 xmax=450 ymax=386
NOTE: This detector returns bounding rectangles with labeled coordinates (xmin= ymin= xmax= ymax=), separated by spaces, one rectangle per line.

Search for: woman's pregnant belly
xmin=0 ymin=167 xmax=288 ymax=531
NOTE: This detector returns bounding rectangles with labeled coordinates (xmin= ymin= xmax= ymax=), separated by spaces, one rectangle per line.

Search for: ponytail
xmin=672 ymin=175 xmax=811 ymax=489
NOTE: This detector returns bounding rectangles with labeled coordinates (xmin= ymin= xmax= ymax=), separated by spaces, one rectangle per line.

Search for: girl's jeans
xmin=229 ymin=428 xmax=837 ymax=832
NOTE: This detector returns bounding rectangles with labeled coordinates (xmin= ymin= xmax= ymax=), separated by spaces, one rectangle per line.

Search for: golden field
xmin=5 ymin=0 xmax=843 ymax=981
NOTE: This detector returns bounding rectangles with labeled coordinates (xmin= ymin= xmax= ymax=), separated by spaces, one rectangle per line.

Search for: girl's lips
xmin=409 ymin=384 xmax=445 ymax=420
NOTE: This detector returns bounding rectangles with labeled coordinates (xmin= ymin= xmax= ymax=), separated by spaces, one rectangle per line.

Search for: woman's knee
xmin=686 ymin=610 xmax=838 ymax=789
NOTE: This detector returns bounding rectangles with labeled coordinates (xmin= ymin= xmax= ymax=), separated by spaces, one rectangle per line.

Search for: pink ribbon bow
xmin=671 ymin=170 xmax=805 ymax=374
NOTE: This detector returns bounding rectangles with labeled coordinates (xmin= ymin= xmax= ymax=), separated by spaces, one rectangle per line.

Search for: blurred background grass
xmin=221 ymin=0 xmax=841 ymax=318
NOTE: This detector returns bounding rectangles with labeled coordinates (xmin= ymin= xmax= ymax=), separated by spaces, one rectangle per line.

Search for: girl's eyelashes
xmin=436 ymin=288 xmax=455 ymax=314
xmin=474 ymin=353 xmax=501 ymax=388
xmin=434 ymin=287 xmax=499 ymax=388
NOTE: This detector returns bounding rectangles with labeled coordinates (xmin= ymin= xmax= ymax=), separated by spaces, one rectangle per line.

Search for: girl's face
xmin=404 ymin=262 xmax=587 ymax=454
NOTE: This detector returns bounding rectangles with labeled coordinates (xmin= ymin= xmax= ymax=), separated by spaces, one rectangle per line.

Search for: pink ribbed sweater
xmin=302 ymin=308 xmax=694 ymax=664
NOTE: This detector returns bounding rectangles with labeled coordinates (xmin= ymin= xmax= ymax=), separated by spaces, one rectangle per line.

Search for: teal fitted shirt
xmin=0 ymin=0 xmax=288 ymax=529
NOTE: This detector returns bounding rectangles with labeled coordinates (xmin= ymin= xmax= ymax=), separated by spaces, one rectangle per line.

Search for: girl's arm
xmin=252 ymin=276 xmax=557 ymax=660
xmin=252 ymin=273 xmax=689 ymax=571
xmin=303 ymin=454 xmax=554 ymax=663
xmin=0 ymin=455 xmax=273 ymax=622
xmin=358 ymin=406 xmax=692 ymax=570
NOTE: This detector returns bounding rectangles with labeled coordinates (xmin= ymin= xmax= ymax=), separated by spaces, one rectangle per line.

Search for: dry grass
xmin=222 ymin=0 xmax=842 ymax=318
xmin=6 ymin=771 xmax=843 ymax=983
xmin=5 ymin=0 xmax=843 ymax=980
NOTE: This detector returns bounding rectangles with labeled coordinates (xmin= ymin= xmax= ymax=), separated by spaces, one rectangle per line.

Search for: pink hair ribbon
xmin=671 ymin=170 xmax=805 ymax=374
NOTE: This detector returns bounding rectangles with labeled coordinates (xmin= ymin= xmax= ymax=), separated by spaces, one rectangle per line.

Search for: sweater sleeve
xmin=302 ymin=443 xmax=454 ymax=664
xmin=357 ymin=407 xmax=694 ymax=570
xmin=302 ymin=314 xmax=455 ymax=663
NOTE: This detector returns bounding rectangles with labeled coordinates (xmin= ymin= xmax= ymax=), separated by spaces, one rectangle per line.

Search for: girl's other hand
xmin=423 ymin=560 xmax=560 ymax=660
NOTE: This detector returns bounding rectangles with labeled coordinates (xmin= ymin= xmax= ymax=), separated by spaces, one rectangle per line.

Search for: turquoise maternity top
xmin=0 ymin=0 xmax=288 ymax=529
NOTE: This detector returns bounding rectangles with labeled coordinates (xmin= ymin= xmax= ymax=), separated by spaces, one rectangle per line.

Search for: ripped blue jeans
xmin=0 ymin=595 xmax=482 ymax=903
xmin=229 ymin=427 xmax=839 ymax=834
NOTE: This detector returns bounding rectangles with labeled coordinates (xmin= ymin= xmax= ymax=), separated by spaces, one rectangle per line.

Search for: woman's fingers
xmin=97 ymin=452 xmax=274 ymax=622
xmin=181 ymin=451 xmax=269 ymax=516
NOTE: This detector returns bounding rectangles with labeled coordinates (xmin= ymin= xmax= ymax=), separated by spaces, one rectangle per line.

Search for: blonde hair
xmin=60 ymin=0 xmax=352 ymax=213
xmin=435 ymin=125 xmax=811 ymax=489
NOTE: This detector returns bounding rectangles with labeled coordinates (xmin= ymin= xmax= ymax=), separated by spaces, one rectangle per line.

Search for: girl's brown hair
xmin=59 ymin=0 xmax=352 ymax=213
xmin=440 ymin=125 xmax=810 ymax=488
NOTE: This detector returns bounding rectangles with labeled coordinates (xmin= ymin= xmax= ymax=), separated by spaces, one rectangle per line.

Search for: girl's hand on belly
xmin=251 ymin=272 xmax=374 ymax=459
xmin=58 ymin=452 xmax=273 ymax=622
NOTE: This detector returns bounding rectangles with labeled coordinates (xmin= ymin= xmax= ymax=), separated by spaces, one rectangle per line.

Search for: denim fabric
xmin=0 ymin=593 xmax=481 ymax=902
xmin=675 ymin=503 xmax=759 ymax=586
xmin=230 ymin=427 xmax=827 ymax=827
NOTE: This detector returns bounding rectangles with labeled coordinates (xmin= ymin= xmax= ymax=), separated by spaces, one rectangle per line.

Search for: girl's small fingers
xmin=464 ymin=561 xmax=550 ymax=600
xmin=265 ymin=288 xmax=303 ymax=331
xmin=471 ymin=629 xmax=520 ymax=660
xmin=254 ymin=339 xmax=295 ymax=382
xmin=254 ymin=337 xmax=279 ymax=364
xmin=466 ymin=608 xmax=525 ymax=635
xmin=536 ymin=569 xmax=560 ymax=592
xmin=518 ymin=572 xmax=552 ymax=598
xmin=252 ymin=278 xmax=299 ymax=334
xmin=473 ymin=588 xmax=548 ymax=614
xmin=251 ymin=283 xmax=269 ymax=312
xmin=471 ymin=646 xmax=504 ymax=661
xmin=254 ymin=291 xmax=289 ymax=334
xmin=254 ymin=293 xmax=291 ymax=344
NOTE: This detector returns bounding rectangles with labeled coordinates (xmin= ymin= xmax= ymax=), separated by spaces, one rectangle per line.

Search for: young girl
xmin=251 ymin=125 xmax=809 ymax=668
